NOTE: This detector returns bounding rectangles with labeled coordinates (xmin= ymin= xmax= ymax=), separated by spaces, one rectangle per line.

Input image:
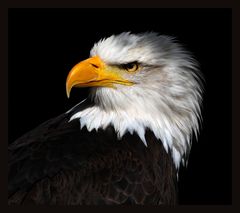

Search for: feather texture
xmin=9 ymin=109 xmax=177 ymax=205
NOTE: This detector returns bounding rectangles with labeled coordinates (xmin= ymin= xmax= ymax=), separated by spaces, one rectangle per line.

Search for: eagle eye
xmin=122 ymin=62 xmax=139 ymax=72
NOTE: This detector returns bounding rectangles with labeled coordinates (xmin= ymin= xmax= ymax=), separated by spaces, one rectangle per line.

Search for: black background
xmin=8 ymin=9 xmax=231 ymax=205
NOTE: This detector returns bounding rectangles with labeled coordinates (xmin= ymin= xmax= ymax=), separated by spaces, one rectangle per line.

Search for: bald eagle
xmin=8 ymin=32 xmax=203 ymax=205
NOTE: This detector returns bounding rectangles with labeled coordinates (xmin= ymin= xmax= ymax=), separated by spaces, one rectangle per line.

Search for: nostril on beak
xmin=90 ymin=63 xmax=99 ymax=68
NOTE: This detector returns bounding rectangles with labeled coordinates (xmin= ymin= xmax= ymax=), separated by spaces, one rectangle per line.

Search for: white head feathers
xmin=69 ymin=32 xmax=204 ymax=169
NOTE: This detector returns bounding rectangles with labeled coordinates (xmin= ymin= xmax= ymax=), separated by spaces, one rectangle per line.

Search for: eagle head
xmin=66 ymin=32 xmax=203 ymax=169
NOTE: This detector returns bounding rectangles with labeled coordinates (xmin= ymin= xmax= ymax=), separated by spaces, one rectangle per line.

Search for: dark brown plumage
xmin=8 ymin=100 xmax=177 ymax=205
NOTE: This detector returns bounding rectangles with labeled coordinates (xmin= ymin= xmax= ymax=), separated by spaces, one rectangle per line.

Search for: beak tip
xmin=66 ymin=89 xmax=71 ymax=99
xmin=66 ymin=85 xmax=71 ymax=99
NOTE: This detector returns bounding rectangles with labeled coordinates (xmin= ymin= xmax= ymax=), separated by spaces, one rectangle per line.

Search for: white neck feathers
xmin=69 ymin=75 xmax=202 ymax=169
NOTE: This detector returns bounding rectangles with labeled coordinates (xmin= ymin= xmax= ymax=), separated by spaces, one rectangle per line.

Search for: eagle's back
xmin=8 ymin=102 xmax=177 ymax=205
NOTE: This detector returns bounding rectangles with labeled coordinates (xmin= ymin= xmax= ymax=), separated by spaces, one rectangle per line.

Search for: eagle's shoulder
xmin=8 ymin=100 xmax=177 ymax=204
xmin=8 ymin=100 xmax=94 ymax=197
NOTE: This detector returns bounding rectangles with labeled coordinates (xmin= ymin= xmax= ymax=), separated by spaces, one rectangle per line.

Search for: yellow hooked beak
xmin=66 ymin=56 xmax=133 ymax=98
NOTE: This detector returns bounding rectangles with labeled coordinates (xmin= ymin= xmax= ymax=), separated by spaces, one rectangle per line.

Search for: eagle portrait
xmin=8 ymin=32 xmax=203 ymax=205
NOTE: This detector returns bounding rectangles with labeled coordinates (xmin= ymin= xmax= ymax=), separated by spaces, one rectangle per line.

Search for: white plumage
xmin=69 ymin=32 xmax=203 ymax=169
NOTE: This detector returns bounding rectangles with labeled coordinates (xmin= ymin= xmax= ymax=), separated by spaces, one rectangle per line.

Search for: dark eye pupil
xmin=122 ymin=62 xmax=137 ymax=70
xmin=126 ymin=63 xmax=134 ymax=69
